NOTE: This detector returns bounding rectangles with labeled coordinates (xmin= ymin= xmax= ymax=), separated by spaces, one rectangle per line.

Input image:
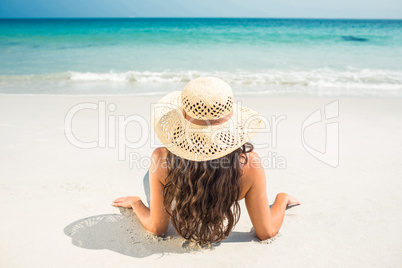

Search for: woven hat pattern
xmin=181 ymin=77 xmax=234 ymax=120
xmin=152 ymin=77 xmax=263 ymax=161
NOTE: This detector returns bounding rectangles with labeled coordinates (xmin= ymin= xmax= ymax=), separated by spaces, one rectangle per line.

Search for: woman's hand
xmin=112 ymin=196 xmax=141 ymax=208
xmin=286 ymin=194 xmax=301 ymax=206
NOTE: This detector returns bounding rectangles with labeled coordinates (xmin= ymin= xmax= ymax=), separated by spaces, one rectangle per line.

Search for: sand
xmin=0 ymin=95 xmax=401 ymax=267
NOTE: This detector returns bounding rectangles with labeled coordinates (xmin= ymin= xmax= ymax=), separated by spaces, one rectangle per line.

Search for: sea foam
xmin=0 ymin=68 xmax=401 ymax=96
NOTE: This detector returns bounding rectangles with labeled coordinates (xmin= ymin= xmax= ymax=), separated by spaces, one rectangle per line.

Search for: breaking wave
xmin=1 ymin=68 xmax=401 ymax=96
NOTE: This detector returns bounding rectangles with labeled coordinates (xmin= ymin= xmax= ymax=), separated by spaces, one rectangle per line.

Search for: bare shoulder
xmin=150 ymin=147 xmax=169 ymax=185
xmin=242 ymin=151 xmax=263 ymax=176
xmin=239 ymin=151 xmax=265 ymax=200
xmin=151 ymin=147 xmax=169 ymax=169
xmin=152 ymin=146 xmax=169 ymax=158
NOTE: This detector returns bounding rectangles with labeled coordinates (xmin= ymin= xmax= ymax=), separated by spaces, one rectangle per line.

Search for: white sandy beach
xmin=1 ymin=95 xmax=401 ymax=267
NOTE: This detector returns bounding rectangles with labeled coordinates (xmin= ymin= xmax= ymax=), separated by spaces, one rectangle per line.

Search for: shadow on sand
xmin=63 ymin=209 xmax=262 ymax=258
xmin=64 ymin=210 xmax=194 ymax=258
xmin=64 ymin=171 xmax=282 ymax=258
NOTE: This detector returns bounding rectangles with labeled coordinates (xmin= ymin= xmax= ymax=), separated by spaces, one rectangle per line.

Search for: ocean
xmin=0 ymin=18 xmax=401 ymax=96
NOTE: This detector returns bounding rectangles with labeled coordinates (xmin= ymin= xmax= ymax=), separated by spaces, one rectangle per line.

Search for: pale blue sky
xmin=0 ymin=0 xmax=401 ymax=19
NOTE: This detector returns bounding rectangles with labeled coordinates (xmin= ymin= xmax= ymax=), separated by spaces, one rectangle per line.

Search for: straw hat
xmin=151 ymin=77 xmax=264 ymax=161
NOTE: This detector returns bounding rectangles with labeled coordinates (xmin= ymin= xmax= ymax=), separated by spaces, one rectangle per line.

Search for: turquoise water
xmin=0 ymin=18 xmax=401 ymax=96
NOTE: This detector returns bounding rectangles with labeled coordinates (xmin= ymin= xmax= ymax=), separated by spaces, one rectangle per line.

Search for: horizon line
xmin=1 ymin=17 xmax=402 ymax=20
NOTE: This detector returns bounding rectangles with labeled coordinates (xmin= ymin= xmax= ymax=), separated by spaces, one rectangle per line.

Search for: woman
xmin=113 ymin=77 xmax=300 ymax=245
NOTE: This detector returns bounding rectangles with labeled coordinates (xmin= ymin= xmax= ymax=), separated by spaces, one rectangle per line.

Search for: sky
xmin=0 ymin=0 xmax=401 ymax=19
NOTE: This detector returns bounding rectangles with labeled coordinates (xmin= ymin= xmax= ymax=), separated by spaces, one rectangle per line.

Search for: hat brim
xmin=151 ymin=91 xmax=264 ymax=161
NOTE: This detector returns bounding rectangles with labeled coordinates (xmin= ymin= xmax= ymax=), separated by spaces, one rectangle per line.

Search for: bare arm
xmin=113 ymin=147 xmax=170 ymax=236
xmin=244 ymin=152 xmax=300 ymax=240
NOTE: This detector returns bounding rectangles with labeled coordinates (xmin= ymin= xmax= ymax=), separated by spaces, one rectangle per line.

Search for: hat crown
xmin=181 ymin=77 xmax=234 ymax=120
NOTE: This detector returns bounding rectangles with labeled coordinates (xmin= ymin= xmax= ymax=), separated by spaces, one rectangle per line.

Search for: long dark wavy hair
xmin=162 ymin=142 xmax=254 ymax=245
